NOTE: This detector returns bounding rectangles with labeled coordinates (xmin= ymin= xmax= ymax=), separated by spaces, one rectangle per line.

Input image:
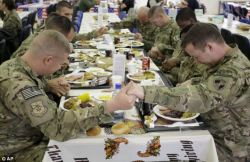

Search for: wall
xmin=200 ymin=0 xmax=248 ymax=14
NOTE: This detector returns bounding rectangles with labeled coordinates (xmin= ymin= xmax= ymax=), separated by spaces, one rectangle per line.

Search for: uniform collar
xmin=206 ymin=44 xmax=239 ymax=74
xmin=17 ymin=57 xmax=40 ymax=79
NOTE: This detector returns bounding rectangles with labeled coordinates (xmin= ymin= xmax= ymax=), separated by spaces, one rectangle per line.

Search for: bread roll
xmin=111 ymin=122 xmax=130 ymax=135
xmin=86 ymin=126 xmax=101 ymax=136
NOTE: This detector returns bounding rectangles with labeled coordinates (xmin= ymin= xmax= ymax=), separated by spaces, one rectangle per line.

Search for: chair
xmin=0 ymin=39 xmax=6 ymax=64
xmin=233 ymin=34 xmax=250 ymax=60
xmin=221 ymin=28 xmax=235 ymax=45
xmin=119 ymin=11 xmax=127 ymax=20
xmin=47 ymin=4 xmax=57 ymax=15
xmin=21 ymin=16 xmax=29 ymax=27
xmin=76 ymin=11 xmax=83 ymax=19
xmin=239 ymin=18 xmax=250 ymax=24
xmin=19 ymin=24 xmax=32 ymax=44
xmin=74 ymin=24 xmax=79 ymax=33
xmin=27 ymin=11 xmax=37 ymax=31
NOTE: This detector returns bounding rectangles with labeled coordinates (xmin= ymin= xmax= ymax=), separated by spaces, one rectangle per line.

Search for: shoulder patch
xmin=21 ymin=86 xmax=43 ymax=100
xmin=30 ymin=101 xmax=47 ymax=117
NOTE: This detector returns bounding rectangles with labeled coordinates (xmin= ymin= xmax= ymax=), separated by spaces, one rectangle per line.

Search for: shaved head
xmin=137 ymin=7 xmax=149 ymax=17
xmin=28 ymin=30 xmax=70 ymax=57
xmin=137 ymin=7 xmax=150 ymax=24
xmin=148 ymin=6 xmax=166 ymax=18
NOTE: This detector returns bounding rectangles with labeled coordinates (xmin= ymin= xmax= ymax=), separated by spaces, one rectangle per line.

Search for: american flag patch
xmin=20 ymin=86 xmax=43 ymax=100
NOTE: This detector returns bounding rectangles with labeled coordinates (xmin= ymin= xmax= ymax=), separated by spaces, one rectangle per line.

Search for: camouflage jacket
xmin=73 ymin=31 xmax=98 ymax=42
xmin=154 ymin=19 xmax=180 ymax=58
xmin=113 ymin=19 xmax=159 ymax=51
xmin=143 ymin=46 xmax=250 ymax=159
xmin=2 ymin=10 xmax=21 ymax=39
xmin=2 ymin=10 xmax=22 ymax=52
xmin=0 ymin=58 xmax=112 ymax=158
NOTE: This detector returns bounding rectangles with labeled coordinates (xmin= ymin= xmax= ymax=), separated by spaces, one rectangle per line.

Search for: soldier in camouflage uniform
xmin=55 ymin=0 xmax=107 ymax=41
xmin=128 ymin=23 xmax=250 ymax=162
xmin=112 ymin=7 xmax=159 ymax=51
xmin=11 ymin=14 xmax=75 ymax=58
xmin=0 ymin=30 xmax=136 ymax=161
xmin=0 ymin=0 xmax=21 ymax=60
xmin=148 ymin=6 xmax=180 ymax=66
xmin=161 ymin=8 xmax=198 ymax=74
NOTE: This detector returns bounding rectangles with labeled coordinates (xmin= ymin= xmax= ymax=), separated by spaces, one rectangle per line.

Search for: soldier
xmin=148 ymin=6 xmax=180 ymax=66
xmin=161 ymin=8 xmax=209 ymax=85
xmin=0 ymin=30 xmax=136 ymax=161
xmin=127 ymin=23 xmax=250 ymax=162
xmin=112 ymin=7 xmax=159 ymax=51
xmin=55 ymin=0 xmax=73 ymax=20
xmin=0 ymin=0 xmax=21 ymax=60
xmin=56 ymin=0 xmax=107 ymax=41
xmin=11 ymin=14 xmax=75 ymax=59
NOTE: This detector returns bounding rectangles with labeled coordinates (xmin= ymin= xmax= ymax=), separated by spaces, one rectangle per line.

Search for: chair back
xmin=0 ymin=39 xmax=6 ymax=64
xmin=233 ymin=34 xmax=250 ymax=60
xmin=221 ymin=28 xmax=235 ymax=45
xmin=19 ymin=24 xmax=32 ymax=44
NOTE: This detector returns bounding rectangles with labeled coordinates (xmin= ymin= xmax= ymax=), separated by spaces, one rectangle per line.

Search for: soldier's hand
xmin=162 ymin=58 xmax=180 ymax=71
xmin=135 ymin=33 xmax=143 ymax=41
xmin=126 ymin=81 xmax=145 ymax=99
xmin=149 ymin=47 xmax=164 ymax=60
xmin=106 ymin=82 xmax=137 ymax=112
xmin=96 ymin=27 xmax=108 ymax=36
xmin=47 ymin=77 xmax=70 ymax=97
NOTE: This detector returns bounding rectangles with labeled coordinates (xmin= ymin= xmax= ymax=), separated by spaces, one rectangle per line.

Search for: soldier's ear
xmin=43 ymin=56 xmax=53 ymax=65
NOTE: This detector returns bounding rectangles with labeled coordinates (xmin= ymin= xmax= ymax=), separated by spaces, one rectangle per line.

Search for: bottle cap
xmin=115 ymin=83 xmax=122 ymax=90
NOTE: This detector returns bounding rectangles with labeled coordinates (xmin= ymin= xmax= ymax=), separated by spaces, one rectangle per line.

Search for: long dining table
xmin=42 ymin=12 xmax=219 ymax=162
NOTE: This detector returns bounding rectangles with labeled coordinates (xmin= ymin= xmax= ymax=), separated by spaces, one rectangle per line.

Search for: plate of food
xmin=92 ymin=93 xmax=113 ymax=101
xmin=61 ymin=94 xmax=97 ymax=111
xmin=75 ymin=40 xmax=97 ymax=48
xmin=115 ymin=43 xmax=128 ymax=48
xmin=71 ymin=52 xmax=101 ymax=62
xmin=127 ymin=41 xmax=144 ymax=47
xmin=65 ymin=72 xmax=108 ymax=86
xmin=237 ymin=24 xmax=250 ymax=31
xmin=85 ymin=67 xmax=105 ymax=73
xmin=153 ymin=105 xmax=200 ymax=122
xmin=127 ymin=71 xmax=156 ymax=82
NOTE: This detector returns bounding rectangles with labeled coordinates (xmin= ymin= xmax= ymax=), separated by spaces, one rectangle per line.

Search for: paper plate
xmin=153 ymin=105 xmax=200 ymax=122
xmin=127 ymin=71 xmax=156 ymax=82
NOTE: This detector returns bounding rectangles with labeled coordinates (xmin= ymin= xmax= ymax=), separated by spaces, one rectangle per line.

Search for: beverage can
xmin=142 ymin=57 xmax=150 ymax=70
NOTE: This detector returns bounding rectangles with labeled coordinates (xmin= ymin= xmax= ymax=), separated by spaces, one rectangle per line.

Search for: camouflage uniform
xmin=0 ymin=58 xmax=112 ymax=161
xmin=113 ymin=19 xmax=159 ymax=51
xmin=154 ymin=19 xmax=180 ymax=58
xmin=73 ymin=31 xmax=98 ymax=42
xmin=2 ymin=10 xmax=21 ymax=54
xmin=143 ymin=46 xmax=250 ymax=161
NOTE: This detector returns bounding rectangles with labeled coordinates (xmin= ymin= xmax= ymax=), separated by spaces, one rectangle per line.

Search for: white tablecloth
xmin=43 ymin=130 xmax=218 ymax=162
xmin=197 ymin=14 xmax=250 ymax=39
xmin=79 ymin=13 xmax=121 ymax=34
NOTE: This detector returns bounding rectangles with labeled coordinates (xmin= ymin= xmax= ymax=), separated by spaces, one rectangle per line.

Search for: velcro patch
xmin=30 ymin=101 xmax=47 ymax=117
xmin=21 ymin=86 xmax=43 ymax=100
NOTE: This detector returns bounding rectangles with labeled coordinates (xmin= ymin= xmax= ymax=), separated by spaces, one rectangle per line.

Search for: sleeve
xmin=112 ymin=20 xmax=134 ymax=30
xmin=5 ymin=83 xmax=113 ymax=142
xmin=143 ymin=71 xmax=241 ymax=113
xmin=3 ymin=16 xmax=20 ymax=39
xmin=73 ymin=31 xmax=98 ymax=41
xmin=156 ymin=27 xmax=180 ymax=56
